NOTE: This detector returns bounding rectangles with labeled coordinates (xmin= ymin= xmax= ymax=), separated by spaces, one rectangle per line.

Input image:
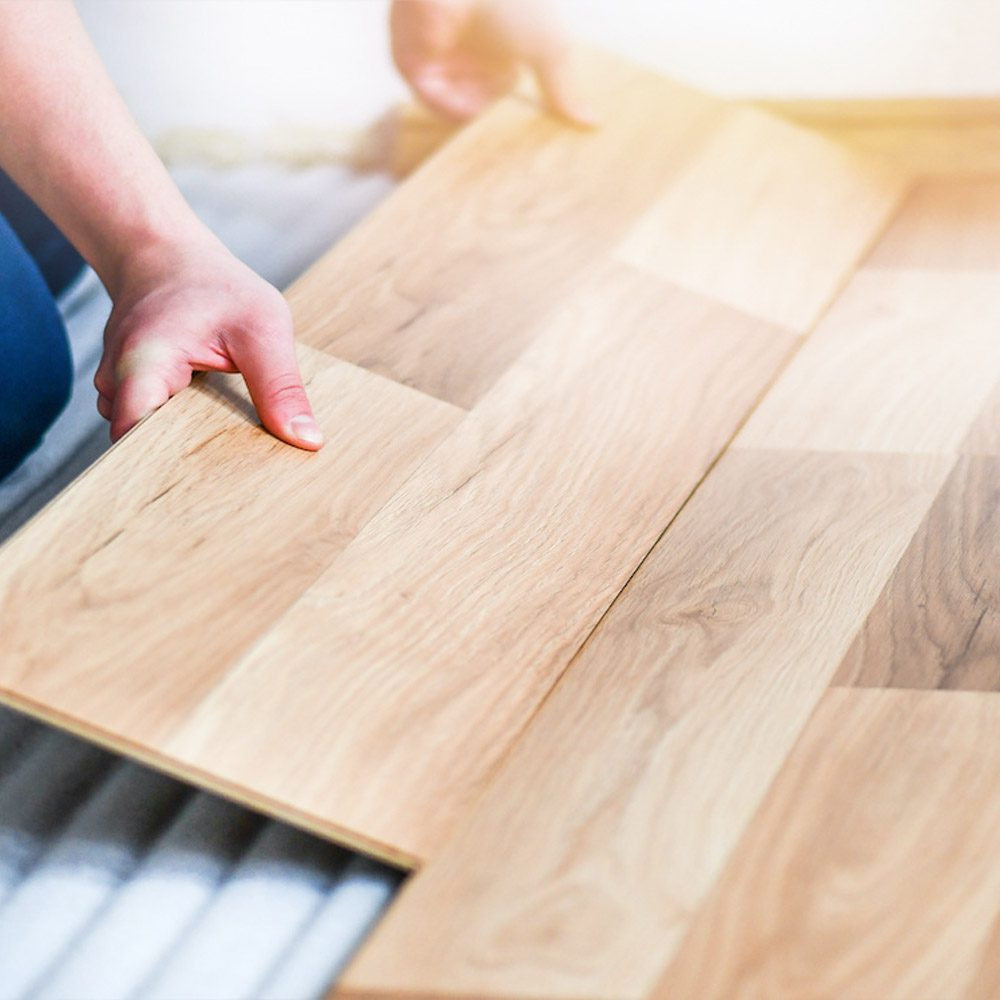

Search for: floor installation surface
xmin=0 ymin=51 xmax=998 ymax=998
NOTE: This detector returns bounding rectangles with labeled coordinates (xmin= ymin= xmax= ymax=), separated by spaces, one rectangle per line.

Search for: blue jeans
xmin=0 ymin=172 xmax=84 ymax=481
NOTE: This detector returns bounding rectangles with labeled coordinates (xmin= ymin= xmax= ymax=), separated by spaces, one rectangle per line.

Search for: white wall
xmin=77 ymin=0 xmax=1000 ymax=145
xmin=76 ymin=0 xmax=406 ymax=139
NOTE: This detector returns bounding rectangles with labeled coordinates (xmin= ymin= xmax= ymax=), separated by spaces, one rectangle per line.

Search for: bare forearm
xmin=0 ymin=0 xmax=210 ymax=295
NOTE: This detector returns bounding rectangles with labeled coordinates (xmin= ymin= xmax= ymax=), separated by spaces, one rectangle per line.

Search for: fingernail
xmin=290 ymin=414 xmax=324 ymax=447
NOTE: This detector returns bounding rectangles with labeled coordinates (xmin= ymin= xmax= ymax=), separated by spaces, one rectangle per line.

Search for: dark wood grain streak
xmin=835 ymin=455 xmax=1000 ymax=691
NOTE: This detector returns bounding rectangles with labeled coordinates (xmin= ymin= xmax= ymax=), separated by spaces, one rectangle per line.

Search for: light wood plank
xmin=292 ymin=55 xmax=903 ymax=407
xmin=339 ymin=450 xmax=950 ymax=999
xmin=734 ymin=270 xmax=1000 ymax=454
xmin=961 ymin=377 xmax=1000 ymax=454
xmin=0 ymin=347 xmax=461 ymax=749
xmin=653 ymin=687 xmax=1000 ymax=1000
xmin=835 ymin=455 xmax=1000 ymax=691
xmin=866 ymin=177 xmax=1000 ymax=270
xmin=614 ymin=105 xmax=901 ymax=332
xmin=165 ymin=270 xmax=794 ymax=864
xmin=287 ymin=54 xmax=726 ymax=409
xmin=964 ymin=910 xmax=1000 ymax=1000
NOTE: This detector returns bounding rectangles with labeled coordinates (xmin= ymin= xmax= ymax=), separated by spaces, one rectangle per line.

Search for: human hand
xmin=389 ymin=0 xmax=595 ymax=125
xmin=94 ymin=232 xmax=323 ymax=449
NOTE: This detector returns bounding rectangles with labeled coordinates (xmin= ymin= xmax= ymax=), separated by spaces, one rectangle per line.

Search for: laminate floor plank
xmin=866 ymin=177 xmax=1000 ymax=270
xmin=652 ymin=687 xmax=1000 ymax=1000
xmin=733 ymin=269 xmax=1000 ymax=454
xmin=0 ymin=347 xmax=461 ymax=749
xmin=339 ymin=450 xmax=950 ymax=999
xmin=959 ymin=376 xmax=1000 ymax=455
xmin=290 ymin=52 xmax=901 ymax=407
xmin=835 ymin=454 xmax=1000 ymax=691
xmin=286 ymin=54 xmax=726 ymax=410
xmin=964 ymin=910 xmax=1000 ymax=1000
xmin=165 ymin=269 xmax=795 ymax=864
xmin=615 ymin=105 xmax=901 ymax=332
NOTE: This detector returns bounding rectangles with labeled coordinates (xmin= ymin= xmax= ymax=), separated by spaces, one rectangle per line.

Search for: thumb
xmin=229 ymin=331 xmax=323 ymax=451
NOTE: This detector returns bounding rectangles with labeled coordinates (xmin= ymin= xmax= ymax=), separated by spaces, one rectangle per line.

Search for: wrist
xmin=100 ymin=213 xmax=222 ymax=301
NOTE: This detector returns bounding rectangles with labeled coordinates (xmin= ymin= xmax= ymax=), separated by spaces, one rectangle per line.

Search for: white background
xmin=76 ymin=0 xmax=1000 ymax=143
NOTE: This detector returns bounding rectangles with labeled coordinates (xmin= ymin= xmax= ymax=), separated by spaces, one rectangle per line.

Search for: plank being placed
xmin=286 ymin=53 xmax=726 ymax=410
xmin=165 ymin=266 xmax=795 ymax=863
xmin=652 ymin=688 xmax=1000 ymax=1000
xmin=0 ymin=347 xmax=461 ymax=756
xmin=340 ymin=448 xmax=950 ymax=998
xmin=289 ymin=51 xmax=901 ymax=406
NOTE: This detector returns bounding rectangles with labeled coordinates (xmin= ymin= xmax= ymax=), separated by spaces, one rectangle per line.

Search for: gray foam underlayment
xmin=0 ymin=164 xmax=406 ymax=1000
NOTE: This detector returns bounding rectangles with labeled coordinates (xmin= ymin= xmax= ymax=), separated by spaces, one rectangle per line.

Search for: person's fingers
xmin=532 ymin=50 xmax=598 ymax=128
xmin=94 ymin=357 xmax=115 ymax=400
xmin=109 ymin=371 xmax=173 ymax=442
xmin=227 ymin=330 xmax=323 ymax=451
xmin=104 ymin=339 xmax=191 ymax=441
xmin=406 ymin=64 xmax=489 ymax=121
xmin=390 ymin=0 xmax=466 ymax=65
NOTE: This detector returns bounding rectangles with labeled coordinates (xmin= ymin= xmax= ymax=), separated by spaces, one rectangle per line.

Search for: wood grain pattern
xmin=734 ymin=270 xmax=1000 ymax=454
xmin=615 ymin=104 xmax=901 ymax=332
xmin=292 ymin=54 xmax=903 ymax=406
xmin=0 ymin=348 xmax=461 ymax=747
xmin=653 ymin=687 xmax=1000 ymax=1000
xmin=835 ymin=455 xmax=1000 ymax=691
xmin=165 ymin=270 xmax=794 ymax=864
xmin=0 ymin=52 xmax=909 ymax=871
xmin=287 ymin=54 xmax=725 ymax=409
xmin=340 ymin=451 xmax=950 ymax=999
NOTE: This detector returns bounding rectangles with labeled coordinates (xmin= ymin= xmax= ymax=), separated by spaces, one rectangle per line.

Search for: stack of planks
xmin=1 ymin=50 xmax=998 ymax=998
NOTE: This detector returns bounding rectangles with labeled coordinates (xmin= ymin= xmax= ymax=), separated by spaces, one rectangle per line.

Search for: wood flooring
xmin=0 ymin=49 xmax=997 ymax=999
xmin=340 ymin=169 xmax=1000 ymax=998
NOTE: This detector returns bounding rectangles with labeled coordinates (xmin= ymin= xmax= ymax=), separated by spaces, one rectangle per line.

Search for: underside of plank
xmin=0 ymin=51 xmax=905 ymax=868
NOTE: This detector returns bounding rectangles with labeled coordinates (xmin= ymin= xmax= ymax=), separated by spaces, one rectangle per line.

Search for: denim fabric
xmin=0 ymin=173 xmax=78 ymax=480
xmin=0 ymin=169 xmax=85 ymax=297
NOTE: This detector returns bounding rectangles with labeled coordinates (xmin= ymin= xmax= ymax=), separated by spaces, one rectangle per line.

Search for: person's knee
xmin=0 ymin=215 xmax=73 ymax=480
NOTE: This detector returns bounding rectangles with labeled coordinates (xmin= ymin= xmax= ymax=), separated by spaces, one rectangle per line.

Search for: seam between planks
xmin=417 ymin=173 xmax=918 ymax=864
